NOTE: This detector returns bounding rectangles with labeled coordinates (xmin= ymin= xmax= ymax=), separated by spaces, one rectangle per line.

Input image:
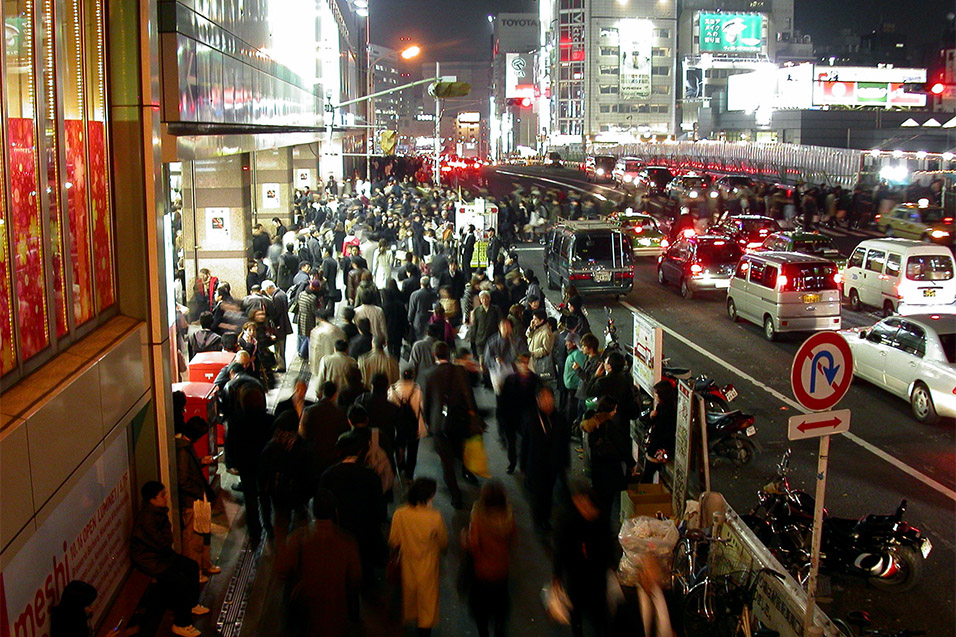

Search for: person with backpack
xmin=258 ymin=410 xmax=312 ymax=548
xmin=344 ymin=404 xmax=395 ymax=497
xmin=389 ymin=368 xmax=426 ymax=482
xmin=276 ymin=244 xmax=299 ymax=291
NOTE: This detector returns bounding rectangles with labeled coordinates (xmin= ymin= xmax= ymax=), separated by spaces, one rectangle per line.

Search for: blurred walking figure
xmin=388 ymin=478 xmax=448 ymax=637
xmin=462 ymin=480 xmax=516 ymax=637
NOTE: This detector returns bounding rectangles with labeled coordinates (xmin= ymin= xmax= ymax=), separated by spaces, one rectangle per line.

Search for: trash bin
xmin=171 ymin=381 xmax=220 ymax=483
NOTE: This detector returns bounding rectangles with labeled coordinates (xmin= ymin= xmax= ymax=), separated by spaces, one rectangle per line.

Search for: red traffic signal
xmin=506 ymin=97 xmax=532 ymax=108
xmin=930 ymin=82 xmax=945 ymax=95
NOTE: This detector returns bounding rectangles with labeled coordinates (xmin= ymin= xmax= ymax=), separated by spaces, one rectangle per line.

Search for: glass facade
xmin=1 ymin=0 xmax=115 ymax=378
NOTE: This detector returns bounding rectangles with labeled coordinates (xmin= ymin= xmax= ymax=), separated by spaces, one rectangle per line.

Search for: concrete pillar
xmin=292 ymin=142 xmax=321 ymax=199
xmin=182 ymin=154 xmax=253 ymax=297
xmin=254 ymin=147 xmax=293 ymax=234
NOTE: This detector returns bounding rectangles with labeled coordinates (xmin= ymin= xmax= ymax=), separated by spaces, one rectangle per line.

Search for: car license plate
xmin=714 ymin=279 xmax=730 ymax=289
xmin=803 ymin=294 xmax=820 ymax=303
xmin=921 ymin=537 xmax=933 ymax=558
xmin=745 ymin=425 xmax=757 ymax=437
xmin=594 ymin=271 xmax=611 ymax=282
xmin=923 ymin=289 xmax=936 ymax=298
xmin=725 ymin=387 xmax=738 ymax=401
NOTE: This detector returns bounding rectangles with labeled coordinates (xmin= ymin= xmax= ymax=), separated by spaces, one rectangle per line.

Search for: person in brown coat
xmin=462 ymin=480 xmax=517 ymax=637
xmin=275 ymin=489 xmax=361 ymax=637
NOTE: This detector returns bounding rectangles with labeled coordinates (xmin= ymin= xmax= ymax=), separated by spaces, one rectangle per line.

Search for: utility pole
xmin=434 ymin=61 xmax=441 ymax=188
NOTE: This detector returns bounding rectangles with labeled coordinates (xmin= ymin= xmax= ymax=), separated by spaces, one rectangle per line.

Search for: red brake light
xmin=690 ymin=263 xmax=703 ymax=274
xmin=713 ymin=240 xmax=726 ymax=246
xmin=777 ymin=274 xmax=789 ymax=289
xmin=633 ymin=225 xmax=643 ymax=234
xmin=682 ymin=228 xmax=696 ymax=238
xmin=834 ymin=272 xmax=843 ymax=285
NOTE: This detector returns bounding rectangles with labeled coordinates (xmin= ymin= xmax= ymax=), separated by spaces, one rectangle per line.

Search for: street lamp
xmin=367 ymin=43 xmax=421 ymax=182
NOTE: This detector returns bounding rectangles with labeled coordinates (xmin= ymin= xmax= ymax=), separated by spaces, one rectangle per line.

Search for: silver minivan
xmin=726 ymin=252 xmax=842 ymax=341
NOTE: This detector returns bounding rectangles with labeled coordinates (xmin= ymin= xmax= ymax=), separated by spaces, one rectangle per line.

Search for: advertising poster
xmin=631 ymin=310 xmax=662 ymax=396
xmin=699 ymin=13 xmax=765 ymax=54
xmin=1 ymin=434 xmax=134 ymax=637
xmin=206 ymin=207 xmax=231 ymax=247
xmin=262 ymin=183 xmax=281 ymax=209
xmin=812 ymin=69 xmax=927 ymax=107
xmin=296 ymin=169 xmax=313 ymax=188
xmin=618 ymin=19 xmax=652 ymax=99
xmin=505 ymin=53 xmax=535 ymax=99
xmin=672 ymin=380 xmax=693 ymax=517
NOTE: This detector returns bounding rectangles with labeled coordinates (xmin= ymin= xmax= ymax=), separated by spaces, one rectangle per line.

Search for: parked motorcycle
xmin=744 ymin=450 xmax=932 ymax=592
xmin=705 ymin=410 xmax=758 ymax=466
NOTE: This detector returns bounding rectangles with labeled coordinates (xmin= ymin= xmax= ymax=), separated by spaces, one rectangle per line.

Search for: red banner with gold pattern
xmin=88 ymin=120 xmax=114 ymax=310
xmin=0 ymin=128 xmax=15 ymax=375
xmin=64 ymin=119 xmax=94 ymax=326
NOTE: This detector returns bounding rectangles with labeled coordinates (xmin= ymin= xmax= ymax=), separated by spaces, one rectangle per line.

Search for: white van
xmin=727 ymin=252 xmax=842 ymax=341
xmin=843 ymin=239 xmax=956 ymax=315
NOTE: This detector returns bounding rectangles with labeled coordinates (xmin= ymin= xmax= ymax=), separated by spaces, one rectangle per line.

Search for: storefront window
xmin=63 ymin=0 xmax=94 ymax=325
xmin=4 ymin=0 xmax=51 ymax=360
xmin=85 ymin=0 xmax=113 ymax=310
xmin=42 ymin=0 xmax=68 ymax=335
xmin=0 ymin=115 xmax=15 ymax=374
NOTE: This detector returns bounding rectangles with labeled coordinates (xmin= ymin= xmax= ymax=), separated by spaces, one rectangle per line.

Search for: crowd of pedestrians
xmin=135 ymin=174 xmax=683 ymax=637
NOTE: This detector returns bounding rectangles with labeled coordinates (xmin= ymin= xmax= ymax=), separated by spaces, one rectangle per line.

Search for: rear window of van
xmin=905 ymin=255 xmax=954 ymax=281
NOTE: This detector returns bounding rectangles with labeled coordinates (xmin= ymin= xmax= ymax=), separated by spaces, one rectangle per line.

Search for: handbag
xmin=533 ymin=353 xmax=556 ymax=383
xmin=192 ymin=494 xmax=212 ymax=534
xmin=463 ymin=434 xmax=490 ymax=478
xmin=297 ymin=335 xmax=310 ymax=359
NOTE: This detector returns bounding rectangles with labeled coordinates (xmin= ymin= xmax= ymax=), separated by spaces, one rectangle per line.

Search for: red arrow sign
xmin=797 ymin=417 xmax=843 ymax=433
xmin=788 ymin=409 xmax=851 ymax=441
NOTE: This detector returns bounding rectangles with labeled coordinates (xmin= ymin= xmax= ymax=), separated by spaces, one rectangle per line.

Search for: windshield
xmin=793 ymin=239 xmax=840 ymax=257
xmin=938 ymin=333 xmax=956 ymax=364
xmin=905 ymin=255 xmax=954 ymax=281
xmin=621 ymin=216 xmax=659 ymax=231
xmin=574 ymin=233 xmax=613 ymax=261
xmin=681 ymin=178 xmax=709 ymax=189
xmin=742 ymin=219 xmax=778 ymax=233
xmin=920 ymin=208 xmax=948 ymax=223
xmin=595 ymin=157 xmax=616 ymax=169
xmin=624 ymin=161 xmax=641 ymax=171
xmin=698 ymin=241 xmax=742 ymax=264
xmin=646 ymin=169 xmax=674 ymax=182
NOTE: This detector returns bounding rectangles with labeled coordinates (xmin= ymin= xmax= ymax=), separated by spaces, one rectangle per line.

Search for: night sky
xmin=372 ymin=0 xmax=952 ymax=62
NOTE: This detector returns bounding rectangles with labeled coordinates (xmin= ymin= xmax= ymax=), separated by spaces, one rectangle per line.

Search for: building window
xmin=652 ymin=66 xmax=670 ymax=76
xmin=599 ymin=105 xmax=611 ymax=113
xmin=598 ymin=85 xmax=619 ymax=94
xmin=654 ymin=29 xmax=670 ymax=39
xmin=599 ymin=47 xmax=619 ymax=57
xmin=652 ymin=84 xmax=670 ymax=95
xmin=651 ymin=105 xmax=669 ymax=114
xmin=0 ymin=0 xmax=116 ymax=381
xmin=599 ymin=66 xmax=617 ymax=75
xmin=652 ymin=47 xmax=671 ymax=57
xmin=599 ymin=28 xmax=619 ymax=40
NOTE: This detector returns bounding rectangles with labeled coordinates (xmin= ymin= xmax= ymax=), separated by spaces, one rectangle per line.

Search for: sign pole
xmin=697 ymin=395 xmax=711 ymax=493
xmin=803 ymin=433 xmax=830 ymax=637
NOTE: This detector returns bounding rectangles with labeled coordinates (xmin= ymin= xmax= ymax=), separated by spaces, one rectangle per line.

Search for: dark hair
xmin=334 ymin=339 xmax=348 ymax=353
xmin=221 ymin=332 xmax=238 ymax=351
xmin=596 ymin=395 xmax=618 ymax=414
xmin=533 ymin=308 xmax=547 ymax=321
xmin=183 ymin=416 xmax=209 ymax=441
xmin=606 ymin=351 xmax=625 ymax=373
xmin=478 ymin=479 xmax=508 ymax=511
xmin=227 ymin=362 xmax=245 ymax=376
xmin=654 ymin=380 xmax=676 ymax=403
xmin=401 ymin=367 xmax=414 ymax=380
xmin=273 ymin=409 xmax=299 ymax=433
xmin=199 ymin=311 xmax=214 ymax=330
xmin=312 ymin=488 xmax=338 ymax=521
xmin=547 ymin=316 xmax=558 ymax=331
xmin=347 ymin=404 xmax=369 ymax=426
xmin=569 ymin=294 xmax=583 ymax=309
xmin=580 ymin=333 xmax=599 ymax=351
xmin=322 ymin=381 xmax=338 ymax=399
xmin=456 ymin=347 xmax=472 ymax=360
xmin=371 ymin=372 xmax=390 ymax=393
xmin=342 ymin=307 xmax=355 ymax=322
xmin=141 ymin=480 xmax=165 ymax=502
xmin=407 ymin=477 xmax=438 ymax=505
xmin=425 ymin=322 xmax=444 ymax=338
xmin=299 ymin=261 xmax=311 ymax=270
xmin=432 ymin=340 xmax=450 ymax=361
xmin=356 ymin=317 xmax=371 ymax=334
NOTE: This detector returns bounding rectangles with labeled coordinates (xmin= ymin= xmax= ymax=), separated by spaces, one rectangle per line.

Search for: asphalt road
xmin=468 ymin=163 xmax=956 ymax=635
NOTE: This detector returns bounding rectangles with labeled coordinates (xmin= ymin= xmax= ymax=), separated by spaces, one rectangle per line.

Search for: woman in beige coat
xmin=389 ymin=477 xmax=448 ymax=635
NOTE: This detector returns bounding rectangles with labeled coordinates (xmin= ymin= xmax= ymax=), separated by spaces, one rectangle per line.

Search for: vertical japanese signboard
xmin=631 ymin=309 xmax=662 ymax=396
xmin=619 ymin=19 xmax=652 ymax=99
xmin=672 ymin=379 xmax=693 ymax=517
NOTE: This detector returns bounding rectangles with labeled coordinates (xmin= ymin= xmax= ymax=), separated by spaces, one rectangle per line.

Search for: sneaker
xmin=204 ymin=566 xmax=221 ymax=575
xmin=172 ymin=625 xmax=201 ymax=637
xmin=199 ymin=575 xmax=209 ymax=584
xmin=191 ymin=605 xmax=210 ymax=616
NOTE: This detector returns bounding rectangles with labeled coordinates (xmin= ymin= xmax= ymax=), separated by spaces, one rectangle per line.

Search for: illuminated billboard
xmin=618 ymin=19 xmax=653 ymax=99
xmin=505 ymin=53 xmax=535 ymax=99
xmin=813 ymin=67 xmax=927 ymax=107
xmin=698 ymin=13 xmax=766 ymax=54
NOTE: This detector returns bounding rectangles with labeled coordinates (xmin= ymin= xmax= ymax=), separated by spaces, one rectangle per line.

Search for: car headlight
xmin=624 ymin=175 xmax=633 ymax=182
xmin=689 ymin=190 xmax=699 ymax=198
xmin=596 ymin=168 xmax=605 ymax=175
xmin=709 ymin=190 xmax=718 ymax=199
xmin=930 ymin=229 xmax=951 ymax=238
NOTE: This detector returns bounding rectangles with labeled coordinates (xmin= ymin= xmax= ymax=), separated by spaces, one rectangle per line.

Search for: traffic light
xmin=929 ymin=82 xmax=945 ymax=96
xmin=429 ymin=81 xmax=471 ymax=98
xmin=505 ymin=97 xmax=532 ymax=107
xmin=903 ymin=81 xmax=950 ymax=95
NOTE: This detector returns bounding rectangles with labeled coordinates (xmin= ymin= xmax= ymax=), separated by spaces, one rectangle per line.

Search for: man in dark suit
xmin=407 ymin=277 xmax=437 ymax=342
xmin=263 ymin=280 xmax=292 ymax=372
xmin=460 ymin=225 xmax=476 ymax=277
xmin=422 ymin=341 xmax=478 ymax=509
xmin=187 ymin=311 xmax=221 ymax=359
xmin=299 ymin=382 xmax=350 ymax=486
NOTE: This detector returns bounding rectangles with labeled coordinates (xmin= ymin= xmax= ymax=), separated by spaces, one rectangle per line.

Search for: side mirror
xmin=858 ymin=330 xmax=867 ymax=340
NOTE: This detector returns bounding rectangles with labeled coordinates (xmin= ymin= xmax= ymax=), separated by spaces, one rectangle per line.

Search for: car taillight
xmin=690 ymin=263 xmax=703 ymax=275
xmin=682 ymin=228 xmax=696 ymax=238
xmin=569 ymin=273 xmax=592 ymax=281
xmin=633 ymin=225 xmax=644 ymax=234
xmin=615 ymin=271 xmax=632 ymax=280
xmin=834 ymin=272 xmax=843 ymax=284
xmin=777 ymin=274 xmax=789 ymax=289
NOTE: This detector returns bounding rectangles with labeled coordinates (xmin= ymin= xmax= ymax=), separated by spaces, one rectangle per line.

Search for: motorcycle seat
xmin=693 ymin=377 xmax=713 ymax=391
xmin=823 ymin=517 xmax=858 ymax=538
xmin=663 ymin=365 xmax=691 ymax=378
xmin=705 ymin=410 xmax=742 ymax=425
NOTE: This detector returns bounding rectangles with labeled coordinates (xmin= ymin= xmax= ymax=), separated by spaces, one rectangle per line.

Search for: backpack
xmin=366 ymin=428 xmax=394 ymax=494
xmin=394 ymin=392 xmax=419 ymax=439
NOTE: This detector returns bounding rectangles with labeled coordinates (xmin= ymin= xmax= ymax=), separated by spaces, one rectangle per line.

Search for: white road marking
xmin=495 ymin=168 xmax=621 ymax=198
xmin=619 ymin=299 xmax=956 ymax=503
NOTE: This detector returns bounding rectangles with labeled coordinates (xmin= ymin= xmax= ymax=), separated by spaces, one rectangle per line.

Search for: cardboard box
xmin=621 ymin=483 xmax=673 ymax=521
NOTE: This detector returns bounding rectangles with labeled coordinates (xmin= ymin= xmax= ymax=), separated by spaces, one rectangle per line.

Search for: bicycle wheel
xmin=682 ymin=573 xmax=751 ymax=637
xmin=671 ymin=540 xmax=694 ymax=596
xmin=681 ymin=582 xmax=718 ymax=637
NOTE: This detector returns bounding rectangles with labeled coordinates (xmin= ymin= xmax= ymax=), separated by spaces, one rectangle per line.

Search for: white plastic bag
xmin=617 ymin=516 xmax=679 ymax=587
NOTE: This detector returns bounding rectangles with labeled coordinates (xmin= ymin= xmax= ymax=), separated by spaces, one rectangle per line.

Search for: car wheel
xmin=883 ymin=300 xmax=895 ymax=317
xmin=727 ymin=298 xmax=739 ymax=322
xmin=763 ymin=315 xmax=777 ymax=341
xmin=910 ymin=382 xmax=939 ymax=424
xmin=680 ymin=278 xmax=694 ymax=300
xmin=657 ymin=267 xmax=667 ymax=286
xmin=848 ymin=289 xmax=861 ymax=312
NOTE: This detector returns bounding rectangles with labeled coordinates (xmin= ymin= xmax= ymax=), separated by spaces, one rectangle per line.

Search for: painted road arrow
xmin=788 ymin=409 xmax=851 ymax=441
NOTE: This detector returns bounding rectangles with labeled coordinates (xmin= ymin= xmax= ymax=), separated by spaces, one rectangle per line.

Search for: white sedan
xmin=840 ymin=313 xmax=956 ymax=423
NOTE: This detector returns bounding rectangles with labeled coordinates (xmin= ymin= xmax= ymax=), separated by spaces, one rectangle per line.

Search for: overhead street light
xmin=400 ymin=45 xmax=421 ymax=60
